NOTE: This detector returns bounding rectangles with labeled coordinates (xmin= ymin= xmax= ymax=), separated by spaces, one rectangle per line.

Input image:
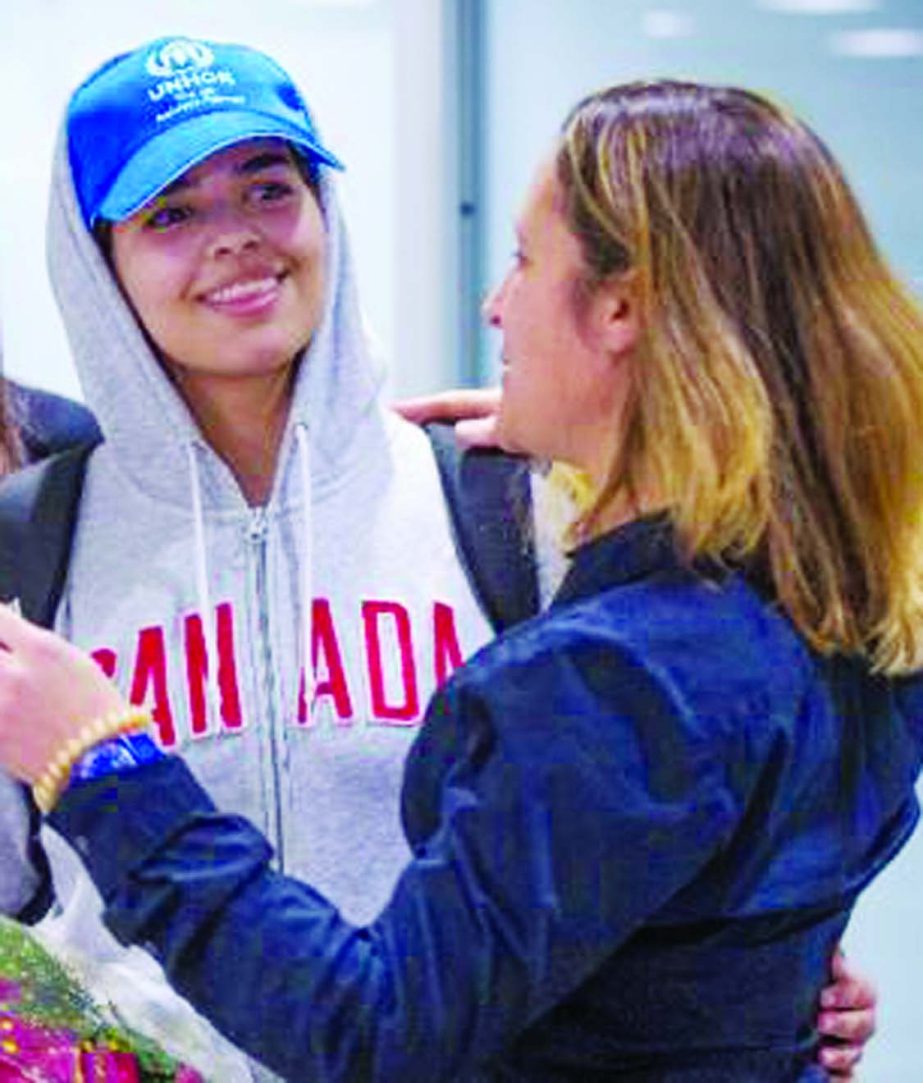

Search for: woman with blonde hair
xmin=0 ymin=79 xmax=918 ymax=1080
xmin=550 ymin=80 xmax=923 ymax=671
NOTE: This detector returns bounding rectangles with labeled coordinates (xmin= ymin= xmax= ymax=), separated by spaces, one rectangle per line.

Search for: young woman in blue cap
xmin=0 ymin=34 xmax=509 ymax=1078
xmin=0 ymin=76 xmax=914 ymax=1080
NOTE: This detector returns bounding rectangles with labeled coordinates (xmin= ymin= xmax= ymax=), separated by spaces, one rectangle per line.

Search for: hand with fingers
xmin=816 ymin=949 xmax=877 ymax=1080
xmin=0 ymin=604 xmax=126 ymax=786
xmin=394 ymin=386 xmax=502 ymax=448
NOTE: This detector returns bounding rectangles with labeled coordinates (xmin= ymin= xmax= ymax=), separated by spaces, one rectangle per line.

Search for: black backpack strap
xmin=425 ymin=421 xmax=539 ymax=632
xmin=0 ymin=439 xmax=98 ymax=626
xmin=7 ymin=382 xmax=102 ymax=462
xmin=0 ymin=439 xmax=97 ymax=924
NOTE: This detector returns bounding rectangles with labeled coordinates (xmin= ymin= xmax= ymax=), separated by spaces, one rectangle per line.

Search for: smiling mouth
xmin=203 ymin=275 xmax=283 ymax=306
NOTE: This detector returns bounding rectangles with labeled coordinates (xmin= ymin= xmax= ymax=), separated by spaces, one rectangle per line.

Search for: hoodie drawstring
xmin=295 ymin=423 xmax=314 ymax=718
xmin=186 ymin=441 xmax=223 ymax=725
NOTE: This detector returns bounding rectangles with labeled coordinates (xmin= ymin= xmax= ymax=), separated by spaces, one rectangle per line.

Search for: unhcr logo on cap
xmin=145 ymin=39 xmax=215 ymax=78
xmin=144 ymin=38 xmax=239 ymax=110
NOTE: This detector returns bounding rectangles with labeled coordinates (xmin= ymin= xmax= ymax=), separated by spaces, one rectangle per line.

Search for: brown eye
xmin=145 ymin=205 xmax=192 ymax=231
xmin=251 ymin=181 xmax=295 ymax=205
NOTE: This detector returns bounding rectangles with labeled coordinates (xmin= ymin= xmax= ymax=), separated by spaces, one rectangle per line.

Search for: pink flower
xmin=0 ymin=1013 xmax=141 ymax=1082
xmin=79 ymin=1050 xmax=141 ymax=1081
xmin=175 ymin=1067 xmax=204 ymax=1083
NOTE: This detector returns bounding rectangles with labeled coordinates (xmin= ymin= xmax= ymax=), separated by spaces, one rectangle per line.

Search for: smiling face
xmin=109 ymin=138 xmax=326 ymax=392
xmin=484 ymin=161 xmax=637 ymax=484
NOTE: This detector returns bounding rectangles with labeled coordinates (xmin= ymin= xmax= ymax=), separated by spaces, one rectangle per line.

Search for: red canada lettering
xmin=433 ymin=602 xmax=464 ymax=686
xmin=185 ymin=615 xmax=208 ymax=736
xmin=129 ymin=626 xmax=176 ymax=747
xmin=91 ymin=648 xmax=117 ymax=679
xmin=184 ymin=603 xmax=243 ymax=736
xmin=363 ymin=600 xmax=419 ymax=723
xmin=297 ymin=598 xmax=353 ymax=724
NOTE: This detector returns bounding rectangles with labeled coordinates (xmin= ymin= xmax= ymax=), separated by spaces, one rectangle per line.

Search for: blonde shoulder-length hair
xmin=556 ymin=80 xmax=923 ymax=675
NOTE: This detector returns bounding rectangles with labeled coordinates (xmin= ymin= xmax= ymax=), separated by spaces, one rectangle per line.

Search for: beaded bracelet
xmin=32 ymin=707 xmax=153 ymax=815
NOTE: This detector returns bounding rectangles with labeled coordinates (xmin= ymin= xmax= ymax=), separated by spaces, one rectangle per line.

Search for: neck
xmin=569 ymin=449 xmax=659 ymax=545
xmin=175 ymin=368 xmax=295 ymax=505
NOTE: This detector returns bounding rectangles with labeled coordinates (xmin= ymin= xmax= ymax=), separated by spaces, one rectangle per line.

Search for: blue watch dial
xmin=68 ymin=732 xmax=165 ymax=788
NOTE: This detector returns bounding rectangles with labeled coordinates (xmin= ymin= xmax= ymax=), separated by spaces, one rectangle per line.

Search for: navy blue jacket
xmin=52 ymin=518 xmax=923 ymax=1081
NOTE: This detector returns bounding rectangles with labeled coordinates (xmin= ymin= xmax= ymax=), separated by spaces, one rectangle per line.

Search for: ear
xmin=591 ymin=272 xmax=640 ymax=358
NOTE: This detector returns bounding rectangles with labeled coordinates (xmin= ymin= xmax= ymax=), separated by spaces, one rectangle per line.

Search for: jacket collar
xmin=553 ymin=515 xmax=683 ymax=607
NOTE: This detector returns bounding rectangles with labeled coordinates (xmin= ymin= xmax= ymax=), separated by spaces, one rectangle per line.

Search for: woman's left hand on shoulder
xmin=394 ymin=387 xmax=501 ymax=448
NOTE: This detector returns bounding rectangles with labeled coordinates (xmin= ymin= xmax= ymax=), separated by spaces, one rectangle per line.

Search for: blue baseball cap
xmin=67 ymin=36 xmax=344 ymax=226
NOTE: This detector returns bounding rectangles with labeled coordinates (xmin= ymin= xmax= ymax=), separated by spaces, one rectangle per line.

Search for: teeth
xmin=207 ymin=277 xmax=277 ymax=304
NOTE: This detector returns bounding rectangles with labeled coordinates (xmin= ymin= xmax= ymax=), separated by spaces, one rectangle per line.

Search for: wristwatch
xmin=68 ymin=731 xmax=165 ymax=789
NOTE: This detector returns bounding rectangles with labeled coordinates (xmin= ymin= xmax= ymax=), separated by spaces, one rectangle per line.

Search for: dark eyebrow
xmin=237 ymin=151 xmax=297 ymax=175
xmin=158 ymin=151 xmax=296 ymax=197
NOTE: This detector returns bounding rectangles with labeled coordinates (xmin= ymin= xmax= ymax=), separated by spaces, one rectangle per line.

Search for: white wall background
xmin=0 ymin=0 xmax=458 ymax=398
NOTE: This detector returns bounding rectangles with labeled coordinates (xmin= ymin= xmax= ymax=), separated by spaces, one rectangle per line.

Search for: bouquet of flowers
xmin=0 ymin=916 xmax=203 ymax=1082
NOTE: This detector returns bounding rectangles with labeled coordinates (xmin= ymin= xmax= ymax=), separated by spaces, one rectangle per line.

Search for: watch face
xmin=70 ymin=733 xmax=163 ymax=786
xmin=82 ymin=742 xmax=135 ymax=773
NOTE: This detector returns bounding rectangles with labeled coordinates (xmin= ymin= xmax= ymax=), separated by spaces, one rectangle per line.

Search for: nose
xmin=204 ymin=204 xmax=262 ymax=259
xmin=482 ymin=279 xmax=505 ymax=327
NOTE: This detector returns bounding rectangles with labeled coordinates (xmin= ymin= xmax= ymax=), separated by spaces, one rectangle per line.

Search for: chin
xmin=235 ymin=334 xmax=308 ymax=372
xmin=495 ymin=415 xmax=532 ymax=458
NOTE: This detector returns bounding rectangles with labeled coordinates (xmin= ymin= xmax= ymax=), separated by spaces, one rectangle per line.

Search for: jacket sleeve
xmin=49 ymin=637 xmax=742 ymax=1082
xmin=0 ymin=769 xmax=50 ymax=921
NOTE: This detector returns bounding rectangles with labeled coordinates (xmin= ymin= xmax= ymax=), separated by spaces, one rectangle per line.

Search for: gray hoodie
xmin=1 ymin=132 xmax=504 ymax=1077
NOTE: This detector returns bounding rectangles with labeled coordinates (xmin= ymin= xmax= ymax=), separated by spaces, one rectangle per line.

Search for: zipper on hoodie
xmin=248 ymin=506 xmax=287 ymax=871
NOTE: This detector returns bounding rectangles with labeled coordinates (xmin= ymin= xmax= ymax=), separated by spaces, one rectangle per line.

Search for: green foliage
xmin=0 ymin=915 xmax=187 ymax=1080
